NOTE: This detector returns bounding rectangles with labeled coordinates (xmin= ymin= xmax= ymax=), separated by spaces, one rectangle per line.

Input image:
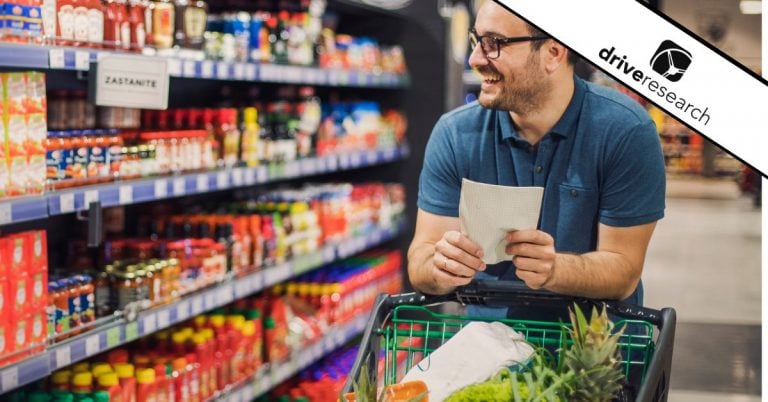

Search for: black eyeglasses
xmin=469 ymin=28 xmax=548 ymax=60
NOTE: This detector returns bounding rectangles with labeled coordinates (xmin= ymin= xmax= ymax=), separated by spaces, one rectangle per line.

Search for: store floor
xmin=642 ymin=177 xmax=762 ymax=401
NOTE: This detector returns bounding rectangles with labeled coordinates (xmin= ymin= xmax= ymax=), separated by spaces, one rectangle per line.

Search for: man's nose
xmin=468 ymin=43 xmax=488 ymax=69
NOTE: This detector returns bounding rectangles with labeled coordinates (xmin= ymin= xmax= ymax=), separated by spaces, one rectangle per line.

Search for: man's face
xmin=468 ymin=3 xmax=550 ymax=113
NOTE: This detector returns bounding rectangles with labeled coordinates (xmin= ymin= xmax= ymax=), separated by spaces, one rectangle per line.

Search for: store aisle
xmin=642 ymin=178 xmax=761 ymax=401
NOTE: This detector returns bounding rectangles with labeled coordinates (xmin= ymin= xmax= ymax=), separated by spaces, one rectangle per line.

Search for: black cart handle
xmin=408 ymin=279 xmax=665 ymax=326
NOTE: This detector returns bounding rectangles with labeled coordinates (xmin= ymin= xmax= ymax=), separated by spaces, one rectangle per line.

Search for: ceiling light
xmin=739 ymin=0 xmax=761 ymax=14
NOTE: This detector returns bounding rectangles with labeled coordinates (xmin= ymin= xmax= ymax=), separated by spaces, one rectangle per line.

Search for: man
xmin=407 ymin=1 xmax=665 ymax=316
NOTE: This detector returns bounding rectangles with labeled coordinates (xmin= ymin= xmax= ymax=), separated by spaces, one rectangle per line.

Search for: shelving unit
xmin=0 ymin=0 xmax=455 ymax=398
xmin=0 ymin=220 xmax=403 ymax=393
xmin=0 ymin=144 xmax=409 ymax=225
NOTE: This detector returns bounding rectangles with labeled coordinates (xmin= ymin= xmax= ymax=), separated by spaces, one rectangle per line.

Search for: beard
xmin=476 ymin=53 xmax=551 ymax=114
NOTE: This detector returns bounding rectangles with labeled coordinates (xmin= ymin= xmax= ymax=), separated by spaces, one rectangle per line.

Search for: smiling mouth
xmin=480 ymin=73 xmax=502 ymax=85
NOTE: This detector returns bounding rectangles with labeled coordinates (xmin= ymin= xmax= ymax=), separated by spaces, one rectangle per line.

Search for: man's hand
xmin=432 ymin=231 xmax=487 ymax=287
xmin=506 ymin=229 xmax=556 ymax=289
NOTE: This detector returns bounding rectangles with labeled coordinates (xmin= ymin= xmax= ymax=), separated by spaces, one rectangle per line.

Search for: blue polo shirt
xmin=417 ymin=76 xmax=665 ymax=314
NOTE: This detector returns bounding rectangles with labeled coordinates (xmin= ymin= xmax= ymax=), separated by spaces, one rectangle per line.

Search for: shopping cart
xmin=342 ymin=280 xmax=676 ymax=402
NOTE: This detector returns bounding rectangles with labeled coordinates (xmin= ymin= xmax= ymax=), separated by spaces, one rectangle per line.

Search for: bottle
xmin=171 ymin=357 xmax=189 ymax=402
xmin=170 ymin=331 xmax=187 ymax=356
xmin=91 ymin=362 xmax=113 ymax=379
xmin=151 ymin=0 xmax=174 ymax=49
xmin=96 ymin=372 xmax=124 ymax=402
xmin=51 ymin=369 xmax=72 ymax=391
xmin=87 ymin=0 xmax=104 ymax=46
xmin=189 ymin=333 xmax=209 ymax=400
xmin=94 ymin=267 xmax=113 ymax=318
xmin=109 ymin=349 xmax=130 ymax=366
xmin=127 ymin=0 xmax=147 ymax=51
xmin=116 ymin=0 xmax=131 ymax=50
xmin=171 ymin=0 xmax=187 ymax=47
xmin=60 ymin=277 xmax=81 ymax=332
xmin=184 ymin=353 xmax=201 ymax=402
xmin=76 ymin=274 xmax=95 ymax=325
xmin=240 ymin=107 xmax=260 ymax=167
xmin=210 ymin=109 xmax=235 ymax=168
xmin=41 ymin=0 xmax=58 ymax=44
xmin=136 ymin=368 xmax=157 ymax=402
xmin=89 ymin=131 xmax=109 ymax=182
xmin=173 ymin=0 xmax=205 ymax=49
xmin=56 ymin=0 xmax=75 ymax=45
xmin=107 ymin=131 xmax=124 ymax=180
xmin=153 ymin=364 xmax=171 ymax=402
xmin=72 ymin=362 xmax=91 ymax=373
xmin=91 ymin=391 xmax=111 ymax=402
xmin=70 ymin=371 xmax=94 ymax=397
xmin=70 ymin=132 xmax=89 ymax=185
xmin=200 ymin=329 xmax=217 ymax=394
xmin=72 ymin=0 xmax=89 ymax=45
xmin=114 ymin=363 xmax=137 ymax=402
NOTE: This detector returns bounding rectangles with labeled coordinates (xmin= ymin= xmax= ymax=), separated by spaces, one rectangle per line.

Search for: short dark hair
xmin=527 ymin=25 xmax=579 ymax=65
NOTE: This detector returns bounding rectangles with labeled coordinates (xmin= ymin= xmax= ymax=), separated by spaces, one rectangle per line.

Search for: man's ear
xmin=541 ymin=40 xmax=569 ymax=73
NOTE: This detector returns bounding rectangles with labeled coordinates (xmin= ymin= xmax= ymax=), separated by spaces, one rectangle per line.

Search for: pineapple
xmin=562 ymin=304 xmax=625 ymax=402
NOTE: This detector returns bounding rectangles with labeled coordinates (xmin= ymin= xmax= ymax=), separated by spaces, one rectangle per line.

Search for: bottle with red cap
xmin=184 ymin=353 xmax=201 ymax=402
xmin=153 ymin=363 xmax=172 ymax=402
xmin=136 ymin=368 xmax=157 ymax=402
xmin=170 ymin=357 xmax=189 ymax=402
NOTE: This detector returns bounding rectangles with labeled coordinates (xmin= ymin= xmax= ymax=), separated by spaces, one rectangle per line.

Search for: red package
xmin=0 ymin=321 xmax=11 ymax=364
xmin=29 ymin=311 xmax=46 ymax=353
xmin=8 ymin=272 xmax=30 ymax=319
xmin=0 ymin=239 xmax=7 ymax=278
xmin=0 ymin=278 xmax=7 ymax=358
xmin=28 ymin=269 xmax=48 ymax=312
xmin=24 ymin=230 xmax=48 ymax=272
xmin=11 ymin=314 xmax=31 ymax=359
xmin=8 ymin=234 xmax=26 ymax=272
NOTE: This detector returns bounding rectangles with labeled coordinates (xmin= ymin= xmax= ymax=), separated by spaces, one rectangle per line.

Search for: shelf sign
xmin=94 ymin=54 xmax=169 ymax=110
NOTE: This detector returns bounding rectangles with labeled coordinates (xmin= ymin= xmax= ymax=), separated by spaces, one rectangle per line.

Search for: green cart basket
xmin=342 ymin=280 xmax=676 ymax=402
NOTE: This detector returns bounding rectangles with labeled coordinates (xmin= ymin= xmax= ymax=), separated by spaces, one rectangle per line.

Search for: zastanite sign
xmin=95 ymin=54 xmax=170 ymax=110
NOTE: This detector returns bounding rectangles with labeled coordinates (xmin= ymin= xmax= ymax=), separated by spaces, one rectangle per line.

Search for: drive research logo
xmin=649 ymin=40 xmax=692 ymax=82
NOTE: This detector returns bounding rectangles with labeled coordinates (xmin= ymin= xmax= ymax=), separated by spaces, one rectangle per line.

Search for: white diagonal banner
xmin=496 ymin=0 xmax=768 ymax=176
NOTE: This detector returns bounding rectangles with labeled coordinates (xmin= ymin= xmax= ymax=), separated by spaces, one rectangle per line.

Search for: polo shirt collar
xmin=498 ymin=75 xmax=586 ymax=143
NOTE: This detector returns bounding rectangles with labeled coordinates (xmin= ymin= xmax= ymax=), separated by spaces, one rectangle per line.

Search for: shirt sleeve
xmin=599 ymin=120 xmax=666 ymax=227
xmin=417 ymin=116 xmax=462 ymax=217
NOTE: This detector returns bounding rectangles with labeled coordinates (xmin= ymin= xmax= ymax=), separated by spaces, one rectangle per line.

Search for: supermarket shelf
xmin=0 ymin=43 xmax=409 ymax=88
xmin=215 ymin=309 xmax=370 ymax=402
xmin=0 ymin=144 xmax=409 ymax=225
xmin=0 ymin=220 xmax=404 ymax=394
